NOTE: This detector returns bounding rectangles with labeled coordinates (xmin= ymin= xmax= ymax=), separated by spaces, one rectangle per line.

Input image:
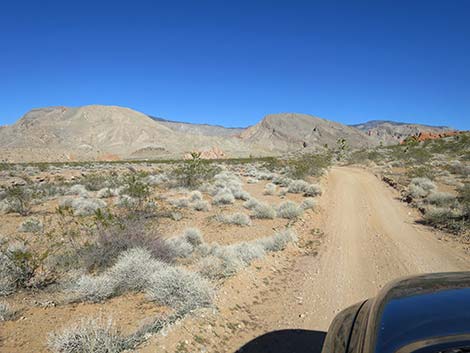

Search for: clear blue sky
xmin=1 ymin=0 xmax=469 ymax=129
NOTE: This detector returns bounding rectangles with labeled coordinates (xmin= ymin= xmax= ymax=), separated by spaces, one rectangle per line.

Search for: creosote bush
xmin=173 ymin=152 xmax=217 ymax=188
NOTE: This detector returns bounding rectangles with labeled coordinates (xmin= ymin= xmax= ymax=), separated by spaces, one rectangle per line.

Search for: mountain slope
xmin=240 ymin=113 xmax=377 ymax=151
xmin=0 ymin=105 xmax=252 ymax=162
xmin=351 ymin=120 xmax=454 ymax=145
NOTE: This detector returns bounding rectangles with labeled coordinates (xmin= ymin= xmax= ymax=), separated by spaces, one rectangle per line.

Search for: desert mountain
xmin=0 ymin=105 xmax=252 ymax=162
xmin=351 ymin=120 xmax=453 ymax=145
xmin=0 ymin=106 xmax=456 ymax=162
xmin=240 ymin=113 xmax=376 ymax=151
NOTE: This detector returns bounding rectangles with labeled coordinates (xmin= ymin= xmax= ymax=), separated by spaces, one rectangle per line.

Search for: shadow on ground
xmin=235 ymin=329 xmax=326 ymax=353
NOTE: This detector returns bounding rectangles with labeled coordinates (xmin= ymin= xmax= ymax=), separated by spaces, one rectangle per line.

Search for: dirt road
xmin=297 ymin=166 xmax=470 ymax=332
xmin=231 ymin=166 xmax=470 ymax=352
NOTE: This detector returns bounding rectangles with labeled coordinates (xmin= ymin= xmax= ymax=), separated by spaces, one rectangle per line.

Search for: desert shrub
xmin=285 ymin=152 xmax=332 ymax=179
xmin=48 ymin=317 xmax=125 ymax=353
xmin=199 ymin=249 xmax=245 ymax=279
xmin=276 ymin=201 xmax=304 ymax=219
xmin=165 ymin=236 xmax=194 ymax=259
xmin=70 ymin=273 xmax=117 ymax=302
xmin=70 ymin=248 xmax=185 ymax=303
xmin=191 ymin=200 xmax=210 ymax=212
xmin=189 ymin=190 xmax=203 ymax=201
xmin=257 ymin=229 xmax=298 ymax=252
xmin=122 ymin=175 xmax=150 ymax=202
xmin=426 ymin=191 xmax=456 ymax=207
xmin=247 ymin=177 xmax=259 ymax=184
xmin=423 ymin=206 xmax=464 ymax=232
xmin=228 ymin=242 xmax=266 ymax=264
xmin=0 ymin=301 xmax=14 ymax=321
xmin=263 ymin=183 xmax=277 ymax=195
xmin=406 ymin=165 xmax=436 ymax=180
xmin=287 ymin=180 xmax=310 ymax=194
xmin=170 ymin=198 xmax=190 ymax=208
xmin=252 ymin=203 xmax=276 ymax=219
xmin=243 ymin=198 xmax=260 ymax=210
xmin=300 ymin=198 xmax=316 ymax=210
xmin=183 ymin=228 xmax=204 ymax=246
xmin=212 ymin=189 xmax=235 ymax=205
xmin=303 ymin=184 xmax=322 ymax=197
xmin=216 ymin=212 xmax=251 ymax=226
xmin=173 ymin=152 xmax=217 ymax=188
xmin=97 ymin=188 xmax=113 ymax=199
xmin=232 ymin=189 xmax=251 ymax=201
xmin=4 ymin=186 xmax=33 ymax=216
xmin=272 ymin=175 xmax=293 ymax=187
xmin=146 ymin=266 xmax=213 ymax=313
xmin=458 ymin=184 xmax=470 ymax=219
xmin=18 ymin=217 xmax=43 ymax=233
xmin=0 ymin=244 xmax=35 ymax=296
xmin=66 ymin=184 xmax=89 ymax=198
xmin=114 ymin=195 xmax=137 ymax=209
xmin=144 ymin=174 xmax=168 ymax=186
xmin=60 ymin=197 xmax=107 ymax=216
xmin=75 ymin=215 xmax=172 ymax=272
xmin=408 ymin=177 xmax=436 ymax=198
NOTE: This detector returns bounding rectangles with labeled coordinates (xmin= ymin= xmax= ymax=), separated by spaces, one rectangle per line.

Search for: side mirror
xmin=322 ymin=272 xmax=470 ymax=353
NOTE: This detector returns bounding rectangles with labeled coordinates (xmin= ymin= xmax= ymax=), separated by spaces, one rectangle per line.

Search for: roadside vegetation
xmin=347 ymin=133 xmax=469 ymax=236
xmin=0 ymin=153 xmax=328 ymax=352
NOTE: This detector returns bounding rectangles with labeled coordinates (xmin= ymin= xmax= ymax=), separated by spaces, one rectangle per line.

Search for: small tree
xmin=173 ymin=152 xmax=216 ymax=188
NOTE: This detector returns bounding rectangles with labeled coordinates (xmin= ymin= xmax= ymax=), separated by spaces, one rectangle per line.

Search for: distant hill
xmin=351 ymin=120 xmax=454 ymax=145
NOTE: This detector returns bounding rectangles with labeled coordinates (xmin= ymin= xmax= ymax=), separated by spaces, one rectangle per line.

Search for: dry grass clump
xmin=114 ymin=195 xmax=137 ymax=209
xmin=189 ymin=190 xmax=203 ymax=201
xmin=170 ymin=197 xmax=191 ymax=209
xmin=263 ymin=183 xmax=277 ymax=195
xmin=48 ymin=317 xmax=125 ymax=353
xmin=276 ymin=201 xmax=304 ymax=219
xmin=426 ymin=191 xmax=456 ymax=207
xmin=216 ymin=212 xmax=252 ymax=226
